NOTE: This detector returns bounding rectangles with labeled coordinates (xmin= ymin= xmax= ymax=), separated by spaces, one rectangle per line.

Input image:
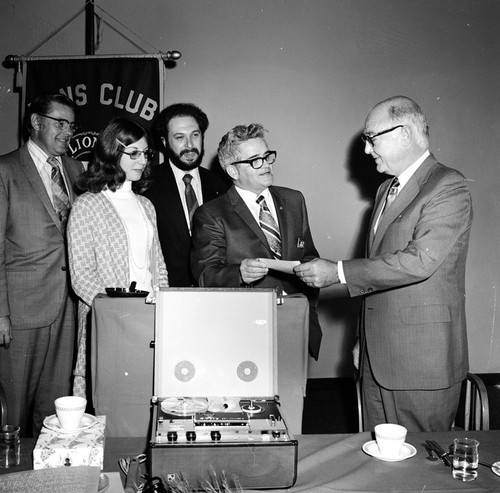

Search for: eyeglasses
xmin=116 ymin=139 xmax=155 ymax=160
xmin=361 ymin=125 xmax=404 ymax=147
xmin=38 ymin=113 xmax=78 ymax=132
xmin=230 ymin=150 xmax=277 ymax=169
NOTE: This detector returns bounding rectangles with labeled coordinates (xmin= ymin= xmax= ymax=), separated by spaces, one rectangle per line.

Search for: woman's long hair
xmin=77 ymin=117 xmax=153 ymax=193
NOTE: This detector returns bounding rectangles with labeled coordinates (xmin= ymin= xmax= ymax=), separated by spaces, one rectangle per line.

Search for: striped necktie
xmin=183 ymin=174 xmax=199 ymax=228
xmin=257 ymin=195 xmax=282 ymax=259
xmin=47 ymin=156 xmax=70 ymax=227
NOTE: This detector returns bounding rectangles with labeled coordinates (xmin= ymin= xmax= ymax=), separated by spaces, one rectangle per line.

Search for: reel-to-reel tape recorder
xmin=148 ymin=288 xmax=298 ymax=490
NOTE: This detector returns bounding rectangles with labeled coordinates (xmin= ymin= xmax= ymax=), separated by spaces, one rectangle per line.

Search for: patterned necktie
xmin=384 ymin=177 xmax=400 ymax=211
xmin=374 ymin=177 xmax=399 ymax=233
xmin=47 ymin=156 xmax=70 ymax=227
xmin=257 ymin=195 xmax=282 ymax=259
xmin=183 ymin=173 xmax=199 ymax=227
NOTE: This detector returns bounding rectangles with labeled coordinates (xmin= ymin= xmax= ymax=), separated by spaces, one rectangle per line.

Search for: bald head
xmin=368 ymin=96 xmax=429 ymax=149
xmin=363 ymin=96 xmax=430 ymax=177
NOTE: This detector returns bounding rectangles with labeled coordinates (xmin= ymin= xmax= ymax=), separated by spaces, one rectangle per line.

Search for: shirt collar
xmin=169 ymin=161 xmax=201 ymax=183
xmin=27 ymin=138 xmax=62 ymax=170
xmin=235 ymin=186 xmax=271 ymax=203
xmin=397 ymin=149 xmax=430 ymax=189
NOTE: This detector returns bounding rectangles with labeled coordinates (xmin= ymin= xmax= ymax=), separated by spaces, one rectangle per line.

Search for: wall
xmin=1 ymin=0 xmax=499 ymax=378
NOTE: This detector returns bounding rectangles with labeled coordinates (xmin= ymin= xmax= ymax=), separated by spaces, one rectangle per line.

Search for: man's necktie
xmin=47 ymin=156 xmax=70 ymax=227
xmin=374 ymin=177 xmax=399 ymax=233
xmin=183 ymin=173 xmax=199 ymax=227
xmin=384 ymin=177 xmax=400 ymax=211
xmin=257 ymin=195 xmax=282 ymax=259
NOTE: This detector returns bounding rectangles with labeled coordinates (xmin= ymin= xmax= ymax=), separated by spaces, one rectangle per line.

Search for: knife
xmin=426 ymin=440 xmax=452 ymax=467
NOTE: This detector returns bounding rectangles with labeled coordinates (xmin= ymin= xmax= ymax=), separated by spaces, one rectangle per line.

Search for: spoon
xmin=422 ymin=444 xmax=438 ymax=461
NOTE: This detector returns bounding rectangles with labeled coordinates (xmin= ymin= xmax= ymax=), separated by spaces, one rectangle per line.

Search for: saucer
xmin=362 ymin=440 xmax=417 ymax=462
xmin=492 ymin=462 xmax=500 ymax=477
xmin=43 ymin=413 xmax=97 ymax=434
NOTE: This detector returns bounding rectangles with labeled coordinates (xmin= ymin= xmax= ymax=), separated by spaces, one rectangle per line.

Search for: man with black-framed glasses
xmin=295 ymin=96 xmax=473 ymax=432
xmin=0 ymin=92 xmax=84 ymax=437
xmin=190 ymin=123 xmax=322 ymax=361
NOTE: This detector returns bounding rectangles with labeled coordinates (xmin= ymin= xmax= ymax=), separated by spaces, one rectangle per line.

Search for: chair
xmin=455 ymin=372 xmax=490 ymax=431
xmin=0 ymin=380 xmax=7 ymax=427
xmin=474 ymin=373 xmax=500 ymax=430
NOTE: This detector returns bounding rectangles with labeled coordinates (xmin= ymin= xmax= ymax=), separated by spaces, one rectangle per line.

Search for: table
xmin=5 ymin=431 xmax=500 ymax=492
xmin=91 ymin=293 xmax=309 ymax=438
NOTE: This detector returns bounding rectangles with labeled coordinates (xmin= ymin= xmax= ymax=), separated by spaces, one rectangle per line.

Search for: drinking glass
xmin=0 ymin=425 xmax=20 ymax=468
xmin=452 ymin=437 xmax=479 ymax=481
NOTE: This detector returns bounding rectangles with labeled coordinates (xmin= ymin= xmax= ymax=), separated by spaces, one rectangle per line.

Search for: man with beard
xmin=0 ymin=92 xmax=84 ymax=436
xmin=144 ymin=103 xmax=228 ymax=286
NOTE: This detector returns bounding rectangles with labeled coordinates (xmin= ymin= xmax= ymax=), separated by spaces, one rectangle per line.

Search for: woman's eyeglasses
xmin=116 ymin=139 xmax=155 ymax=160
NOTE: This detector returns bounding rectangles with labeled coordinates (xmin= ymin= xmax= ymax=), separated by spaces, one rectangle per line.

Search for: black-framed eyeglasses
xmin=361 ymin=125 xmax=404 ymax=147
xmin=116 ymin=139 xmax=155 ymax=160
xmin=230 ymin=150 xmax=277 ymax=169
xmin=38 ymin=113 xmax=78 ymax=132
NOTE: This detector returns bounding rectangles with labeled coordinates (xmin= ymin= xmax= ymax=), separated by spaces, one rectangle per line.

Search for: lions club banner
xmin=23 ymin=56 xmax=163 ymax=165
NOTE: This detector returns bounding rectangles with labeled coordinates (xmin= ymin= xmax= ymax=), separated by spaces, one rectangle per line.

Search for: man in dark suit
xmin=295 ymin=96 xmax=473 ymax=431
xmin=191 ymin=123 xmax=322 ymax=359
xmin=0 ymin=93 xmax=84 ymax=437
xmin=144 ymin=103 xmax=228 ymax=286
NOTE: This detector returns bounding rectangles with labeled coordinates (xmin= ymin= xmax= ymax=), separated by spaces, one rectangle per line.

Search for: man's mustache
xmin=180 ymin=148 xmax=199 ymax=157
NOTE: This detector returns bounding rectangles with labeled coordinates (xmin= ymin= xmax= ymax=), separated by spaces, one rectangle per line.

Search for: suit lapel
xmin=161 ymin=165 xmax=191 ymax=240
xmin=60 ymin=155 xmax=80 ymax=204
xmin=228 ymin=186 xmax=271 ymax=252
xmin=370 ymin=155 xmax=438 ymax=254
xmin=19 ymin=146 xmax=63 ymax=232
xmin=367 ymin=182 xmax=391 ymax=253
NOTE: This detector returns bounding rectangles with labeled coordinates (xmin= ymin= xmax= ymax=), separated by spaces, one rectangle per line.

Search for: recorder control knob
xmin=272 ymin=430 xmax=281 ymax=439
xmin=167 ymin=431 xmax=178 ymax=442
xmin=186 ymin=431 xmax=196 ymax=442
xmin=210 ymin=430 xmax=222 ymax=442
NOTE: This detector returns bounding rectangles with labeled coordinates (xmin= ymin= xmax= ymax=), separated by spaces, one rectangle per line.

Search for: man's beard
xmin=167 ymin=145 xmax=205 ymax=171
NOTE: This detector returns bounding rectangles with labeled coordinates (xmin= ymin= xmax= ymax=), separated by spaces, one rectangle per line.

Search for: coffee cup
xmin=374 ymin=423 xmax=407 ymax=459
xmin=54 ymin=396 xmax=87 ymax=430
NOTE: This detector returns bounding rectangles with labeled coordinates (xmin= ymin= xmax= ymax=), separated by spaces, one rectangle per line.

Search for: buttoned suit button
xmin=61 ymin=266 xmax=67 ymax=271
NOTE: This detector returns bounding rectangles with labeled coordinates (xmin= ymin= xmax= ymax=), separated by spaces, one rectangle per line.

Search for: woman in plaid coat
xmin=68 ymin=118 xmax=168 ymax=397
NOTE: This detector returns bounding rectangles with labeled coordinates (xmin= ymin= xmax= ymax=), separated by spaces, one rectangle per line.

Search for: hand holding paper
xmin=256 ymin=258 xmax=300 ymax=274
xmin=293 ymin=258 xmax=339 ymax=288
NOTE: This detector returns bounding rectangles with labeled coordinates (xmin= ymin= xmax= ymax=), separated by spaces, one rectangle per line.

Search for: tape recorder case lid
xmin=153 ymin=288 xmax=278 ymax=398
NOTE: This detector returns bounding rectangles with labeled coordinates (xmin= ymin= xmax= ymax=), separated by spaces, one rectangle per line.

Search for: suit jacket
xmin=143 ymin=164 xmax=228 ymax=286
xmin=343 ymin=154 xmax=473 ymax=390
xmin=0 ymin=144 xmax=84 ymax=329
xmin=190 ymin=185 xmax=322 ymax=359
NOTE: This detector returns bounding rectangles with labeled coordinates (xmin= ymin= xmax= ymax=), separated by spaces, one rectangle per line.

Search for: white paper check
xmin=257 ymin=258 xmax=300 ymax=274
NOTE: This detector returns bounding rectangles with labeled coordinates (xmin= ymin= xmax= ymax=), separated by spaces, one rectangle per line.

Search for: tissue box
xmin=33 ymin=415 xmax=106 ymax=469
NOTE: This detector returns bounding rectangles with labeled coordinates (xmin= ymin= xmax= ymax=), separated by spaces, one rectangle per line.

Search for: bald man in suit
xmin=295 ymin=96 xmax=472 ymax=431
xmin=191 ymin=123 xmax=322 ymax=360
xmin=0 ymin=93 xmax=84 ymax=437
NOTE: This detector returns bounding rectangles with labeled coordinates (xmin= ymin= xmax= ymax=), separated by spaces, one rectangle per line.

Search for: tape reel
xmin=237 ymin=360 xmax=258 ymax=382
xmin=174 ymin=360 xmax=196 ymax=382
